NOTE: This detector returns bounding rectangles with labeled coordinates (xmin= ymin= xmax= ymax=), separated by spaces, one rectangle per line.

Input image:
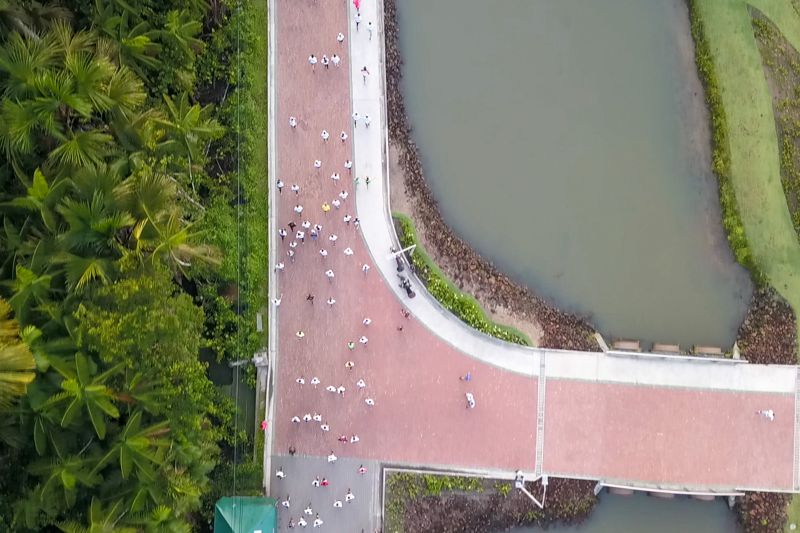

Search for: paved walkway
xmin=267 ymin=1 xmax=800 ymax=529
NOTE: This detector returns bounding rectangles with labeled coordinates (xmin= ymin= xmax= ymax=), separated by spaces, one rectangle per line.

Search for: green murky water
xmin=396 ymin=0 xmax=752 ymax=348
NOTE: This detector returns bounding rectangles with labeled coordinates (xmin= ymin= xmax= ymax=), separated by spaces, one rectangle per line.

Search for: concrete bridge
xmin=264 ymin=0 xmax=799 ymax=528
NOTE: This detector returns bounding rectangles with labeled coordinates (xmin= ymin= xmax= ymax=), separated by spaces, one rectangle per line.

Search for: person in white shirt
xmin=277 ymin=179 xmax=284 ymax=193
xmin=356 ymin=379 xmax=366 ymax=388
xmin=294 ymin=205 xmax=303 ymax=214
xmin=359 ymin=336 xmax=368 ymax=345
xmin=330 ymin=172 xmax=340 ymax=182
xmin=344 ymin=160 xmax=352 ymax=172
xmin=332 ymin=54 xmax=341 ymax=67
xmin=340 ymin=131 xmax=348 ymax=143
xmin=364 ymin=114 xmax=371 ymax=127
xmin=367 ymin=21 xmax=373 ymax=40
xmin=325 ymin=269 xmax=334 ymax=281
xmin=321 ymin=129 xmax=329 ymax=141
xmin=327 ymin=452 xmax=337 ymax=463
xmin=354 ymin=11 xmax=361 ymax=30
xmin=344 ymin=247 xmax=353 ymax=256
xmin=298 ymin=517 xmax=307 ymax=527
xmin=352 ymin=111 xmax=360 ymax=125
xmin=276 ymin=468 xmax=286 ymax=479
xmin=363 ymin=318 xmax=371 ymax=326
xmin=308 ymin=54 xmax=317 ymax=69
xmin=291 ymin=184 xmax=300 ymax=194
xmin=313 ymin=515 xmax=323 ymax=528
xmin=321 ymin=54 xmax=329 ymax=69
xmin=344 ymin=214 xmax=352 ymax=225
xmin=362 ymin=263 xmax=370 ymax=274
xmin=345 ymin=488 xmax=355 ymax=502
xmin=289 ymin=116 xmax=297 ymax=128
xmin=327 ymin=297 xmax=336 ymax=306
xmin=314 ymin=159 xmax=322 ymax=169
xmin=337 ymin=32 xmax=345 ymax=44
xmin=328 ymin=234 xmax=338 ymax=244
xmin=332 ymin=199 xmax=340 ymax=209
xmin=319 ymin=249 xmax=328 ymax=258
xmin=365 ymin=398 xmax=375 ymax=406
xmin=333 ymin=500 xmax=342 ymax=508
xmin=340 ymin=190 xmax=349 ymax=200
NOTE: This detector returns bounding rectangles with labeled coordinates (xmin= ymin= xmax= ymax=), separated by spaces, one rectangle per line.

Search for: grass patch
xmin=785 ymin=494 xmax=800 ymax=532
xmin=385 ymin=472 xmax=484 ymax=532
xmin=692 ymin=0 xmax=800 ymax=353
xmin=393 ymin=212 xmax=532 ymax=346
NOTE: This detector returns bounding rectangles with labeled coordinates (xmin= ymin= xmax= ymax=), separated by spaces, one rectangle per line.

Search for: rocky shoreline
xmin=383 ymin=0 xmax=598 ymax=353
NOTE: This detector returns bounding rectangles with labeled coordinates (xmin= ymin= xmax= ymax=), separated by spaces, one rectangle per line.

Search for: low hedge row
xmin=393 ymin=212 xmax=531 ymax=346
xmin=689 ymin=0 xmax=766 ymax=285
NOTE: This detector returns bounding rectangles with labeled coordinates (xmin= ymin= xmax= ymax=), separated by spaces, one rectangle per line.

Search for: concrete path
xmin=266 ymin=4 xmax=800 ymax=529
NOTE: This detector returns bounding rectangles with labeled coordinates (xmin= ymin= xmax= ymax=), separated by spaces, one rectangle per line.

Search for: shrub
xmin=393 ymin=212 xmax=531 ymax=346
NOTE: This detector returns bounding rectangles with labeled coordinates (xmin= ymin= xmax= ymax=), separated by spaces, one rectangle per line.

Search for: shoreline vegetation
xmin=384 ymin=471 xmax=596 ymax=533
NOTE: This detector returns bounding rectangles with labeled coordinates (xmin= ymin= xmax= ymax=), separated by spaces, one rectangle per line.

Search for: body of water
xmin=396 ymin=0 xmax=752 ymax=348
xmin=509 ymin=492 xmax=737 ymax=533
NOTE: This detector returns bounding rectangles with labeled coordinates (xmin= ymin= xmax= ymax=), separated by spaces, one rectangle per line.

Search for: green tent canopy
xmin=214 ymin=496 xmax=277 ymax=533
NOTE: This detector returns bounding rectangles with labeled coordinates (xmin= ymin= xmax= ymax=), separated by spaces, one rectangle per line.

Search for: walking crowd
xmin=273 ymin=2 xmax=386 ymax=529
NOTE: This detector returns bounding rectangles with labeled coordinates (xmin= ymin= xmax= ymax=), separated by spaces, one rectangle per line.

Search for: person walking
xmin=296 ymin=377 xmax=305 ymax=385
xmin=347 ymin=341 xmax=355 ymax=350
xmin=289 ymin=116 xmax=297 ymax=128
xmin=277 ymin=179 xmax=284 ymax=193
xmin=276 ymin=468 xmax=286 ymax=479
xmin=345 ymin=360 xmax=355 ymax=371
xmin=359 ymin=335 xmax=368 ymax=345
xmin=328 ymin=234 xmax=338 ymax=245
xmin=367 ymin=21 xmax=373 ymax=40
xmin=293 ymin=204 xmax=303 ymax=214
xmin=282 ymin=496 xmax=291 ymax=508
xmin=328 ymin=451 xmax=337 ymax=463
xmin=327 ymin=297 xmax=336 ymax=306
xmin=460 ymin=372 xmax=472 ymax=382
xmin=274 ymin=262 xmax=285 ymax=272
xmin=297 ymin=517 xmax=306 ymax=527
xmin=337 ymin=32 xmax=345 ymax=44
xmin=364 ymin=114 xmax=371 ymax=128
xmin=332 ymin=53 xmax=341 ymax=67
xmin=361 ymin=66 xmax=370 ymax=84
xmin=279 ymin=228 xmax=287 ymax=241
xmin=321 ymin=54 xmax=329 ymax=69
xmin=333 ymin=500 xmax=343 ymax=508
xmin=337 ymin=385 xmax=346 ymax=396
xmin=312 ymin=476 xmax=321 ymax=487
xmin=353 ymin=111 xmax=360 ymax=125
xmin=362 ymin=317 xmax=372 ymax=326
xmin=344 ymin=247 xmax=353 ymax=256
xmin=466 ymin=392 xmax=476 ymax=409
xmin=358 ymin=465 xmax=367 ymax=475
xmin=365 ymin=176 xmax=371 ymax=188
xmin=345 ymin=488 xmax=355 ymax=502
xmin=365 ymin=398 xmax=375 ymax=406
xmin=332 ymin=199 xmax=341 ymax=209
xmin=344 ymin=160 xmax=352 ymax=173
xmin=340 ymin=131 xmax=348 ymax=143
xmin=296 ymin=331 xmax=305 ymax=339
xmin=303 ymin=413 xmax=312 ymax=422
xmin=308 ymin=54 xmax=317 ymax=70
xmin=311 ymin=377 xmax=320 ymax=387
xmin=296 ymin=230 xmax=305 ymax=243
xmin=306 ymin=293 xmax=314 ymax=304
xmin=758 ymin=409 xmax=775 ymax=421
xmin=322 ymin=202 xmax=331 ymax=214
xmin=325 ymin=269 xmax=335 ymax=282
xmin=330 ymin=172 xmax=340 ymax=182
xmin=339 ymin=190 xmax=349 ymax=200
xmin=344 ymin=214 xmax=352 ymax=225
xmin=319 ymin=248 xmax=328 ymax=258
xmin=304 ymin=504 xmax=313 ymax=515
xmin=313 ymin=514 xmax=323 ymax=528
xmin=291 ymin=183 xmax=300 ymax=194
xmin=355 ymin=11 xmax=361 ymax=30
xmin=321 ymin=129 xmax=329 ymax=141
xmin=362 ymin=263 xmax=370 ymax=274
xmin=314 ymin=159 xmax=322 ymax=169
xmin=349 ymin=435 xmax=359 ymax=443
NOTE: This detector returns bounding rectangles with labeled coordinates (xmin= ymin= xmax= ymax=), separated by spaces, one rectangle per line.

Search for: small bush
xmin=393 ymin=213 xmax=531 ymax=346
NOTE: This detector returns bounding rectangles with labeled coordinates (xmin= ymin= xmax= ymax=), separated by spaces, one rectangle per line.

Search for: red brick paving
xmin=272 ymin=0 xmax=796 ymax=490
xmin=544 ymin=380 xmax=794 ymax=489
xmin=272 ymin=0 xmax=537 ymax=472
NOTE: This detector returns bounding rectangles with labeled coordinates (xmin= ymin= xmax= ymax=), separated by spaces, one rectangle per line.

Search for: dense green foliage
xmin=0 ymin=0 xmax=267 ymax=530
xmin=394 ymin=213 xmax=531 ymax=346
xmin=689 ymin=0 xmax=765 ymax=284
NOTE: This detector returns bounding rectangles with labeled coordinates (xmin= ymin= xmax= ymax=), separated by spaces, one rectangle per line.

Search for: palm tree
xmin=163 ymin=10 xmax=203 ymax=61
xmin=92 ymin=410 xmax=169 ymax=481
xmin=58 ymin=497 xmax=137 ymax=533
xmin=155 ymin=93 xmax=223 ymax=193
xmin=41 ymin=352 xmax=122 ymax=439
xmin=0 ymin=297 xmax=35 ymax=407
